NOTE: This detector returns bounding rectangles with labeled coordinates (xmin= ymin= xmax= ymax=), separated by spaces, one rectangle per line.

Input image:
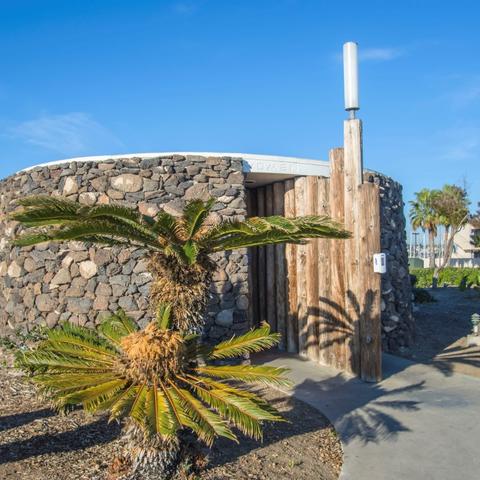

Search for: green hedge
xmin=410 ymin=267 xmax=480 ymax=288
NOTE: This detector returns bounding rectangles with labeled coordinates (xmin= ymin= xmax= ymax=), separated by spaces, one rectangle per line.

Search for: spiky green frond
xmin=31 ymin=372 xmax=119 ymax=395
xmin=109 ymin=384 xmax=142 ymax=420
xmin=156 ymin=304 xmax=173 ymax=330
xmin=59 ymin=378 xmax=128 ymax=410
xmin=14 ymin=218 xmax=164 ymax=250
xmin=98 ymin=310 xmax=139 ymax=346
xmin=16 ymin=349 xmax=112 ymax=373
xmin=151 ymin=212 xmax=180 ymax=243
xmin=202 ymin=215 xmax=350 ymax=251
xmin=181 ymin=374 xmax=283 ymax=440
xmin=181 ymin=240 xmax=199 ymax=265
xmin=10 ymin=196 xmax=82 ymax=226
xmin=84 ymin=203 xmax=152 ymax=224
xmin=207 ymin=324 xmax=281 ymax=360
xmin=196 ymin=365 xmax=293 ymax=387
xmin=144 ymin=383 xmax=179 ymax=437
xmin=168 ymin=381 xmax=237 ymax=446
xmin=181 ymin=198 xmax=215 ymax=240
xmin=44 ymin=321 xmax=118 ymax=358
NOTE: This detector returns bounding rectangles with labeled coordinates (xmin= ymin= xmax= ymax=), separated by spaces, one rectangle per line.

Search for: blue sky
xmin=0 ymin=0 xmax=479 ymax=216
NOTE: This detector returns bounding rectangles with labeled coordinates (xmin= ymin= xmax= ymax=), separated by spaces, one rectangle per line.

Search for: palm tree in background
xmin=431 ymin=185 xmax=469 ymax=282
xmin=409 ymin=189 xmax=440 ymax=268
xmin=16 ymin=308 xmax=290 ymax=479
xmin=11 ymin=196 xmax=350 ymax=332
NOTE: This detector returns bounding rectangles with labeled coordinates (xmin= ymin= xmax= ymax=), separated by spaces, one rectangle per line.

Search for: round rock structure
xmin=0 ymin=152 xmax=413 ymax=351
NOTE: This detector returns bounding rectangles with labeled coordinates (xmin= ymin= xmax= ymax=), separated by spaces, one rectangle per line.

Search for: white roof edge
xmin=20 ymin=152 xmax=330 ymax=177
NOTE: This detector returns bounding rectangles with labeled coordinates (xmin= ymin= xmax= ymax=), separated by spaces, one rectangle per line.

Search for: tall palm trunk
xmin=428 ymin=229 xmax=436 ymax=269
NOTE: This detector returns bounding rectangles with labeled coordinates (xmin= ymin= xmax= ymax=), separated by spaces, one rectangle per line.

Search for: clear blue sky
xmin=1 ymin=0 xmax=479 ymax=215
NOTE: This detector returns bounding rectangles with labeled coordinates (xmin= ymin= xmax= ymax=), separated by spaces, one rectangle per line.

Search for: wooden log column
xmin=294 ymin=176 xmax=308 ymax=357
xmin=256 ymin=187 xmax=267 ymax=325
xmin=328 ymin=148 xmax=347 ymax=371
xmin=265 ymin=184 xmax=276 ymax=331
xmin=284 ymin=179 xmax=298 ymax=353
xmin=343 ymin=118 xmax=382 ymax=381
xmin=273 ymin=182 xmax=287 ymax=350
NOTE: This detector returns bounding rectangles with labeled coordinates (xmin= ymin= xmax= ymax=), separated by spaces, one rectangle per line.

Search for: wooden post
xmin=294 ymin=176 xmax=308 ymax=357
xmin=358 ymin=183 xmax=382 ymax=382
xmin=343 ymin=118 xmax=382 ymax=381
xmin=273 ymin=182 xmax=287 ymax=350
xmin=284 ymin=179 xmax=298 ymax=353
xmin=306 ymin=176 xmax=320 ymax=361
xmin=343 ymin=119 xmax=363 ymax=375
xmin=246 ymin=189 xmax=259 ymax=327
xmin=265 ymin=184 xmax=276 ymax=331
xmin=256 ymin=187 xmax=267 ymax=324
xmin=344 ymin=119 xmax=363 ymax=186
xmin=328 ymin=148 xmax=347 ymax=371
xmin=316 ymin=176 xmax=331 ymax=367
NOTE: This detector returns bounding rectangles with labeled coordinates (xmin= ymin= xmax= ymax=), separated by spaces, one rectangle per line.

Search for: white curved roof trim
xmin=21 ymin=152 xmax=330 ymax=178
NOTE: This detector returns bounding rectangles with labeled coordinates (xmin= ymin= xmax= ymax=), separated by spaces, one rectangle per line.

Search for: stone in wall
xmin=365 ymin=171 xmax=414 ymax=352
xmin=0 ymin=155 xmax=249 ymax=343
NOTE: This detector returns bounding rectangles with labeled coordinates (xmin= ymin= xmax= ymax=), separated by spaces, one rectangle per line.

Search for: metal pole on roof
xmin=343 ymin=42 xmax=363 ymax=186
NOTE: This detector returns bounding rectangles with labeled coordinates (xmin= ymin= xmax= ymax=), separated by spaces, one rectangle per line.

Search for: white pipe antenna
xmin=343 ymin=42 xmax=359 ymax=116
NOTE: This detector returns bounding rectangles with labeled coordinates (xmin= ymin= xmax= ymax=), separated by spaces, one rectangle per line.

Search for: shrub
xmin=410 ymin=267 xmax=480 ymax=288
xmin=413 ymin=288 xmax=436 ymax=303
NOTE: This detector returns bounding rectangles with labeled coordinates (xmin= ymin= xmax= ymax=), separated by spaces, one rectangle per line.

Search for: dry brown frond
xmin=119 ymin=323 xmax=185 ymax=383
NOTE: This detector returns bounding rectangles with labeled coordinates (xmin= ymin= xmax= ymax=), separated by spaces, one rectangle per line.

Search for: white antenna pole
xmin=343 ymin=41 xmax=363 ymax=186
xmin=343 ymin=42 xmax=360 ymax=119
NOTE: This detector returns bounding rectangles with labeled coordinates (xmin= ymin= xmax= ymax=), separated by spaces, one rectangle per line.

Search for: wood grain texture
xmin=306 ymin=176 xmax=320 ymax=361
xmin=294 ymin=176 xmax=308 ymax=357
xmin=246 ymin=189 xmax=259 ymax=327
xmin=265 ymin=184 xmax=276 ymax=331
xmin=273 ymin=182 xmax=287 ymax=350
xmin=316 ymin=177 xmax=332 ymax=367
xmin=358 ymin=183 xmax=382 ymax=382
xmin=343 ymin=120 xmax=363 ymax=375
xmin=256 ymin=187 xmax=267 ymax=325
xmin=284 ymin=179 xmax=298 ymax=353
xmin=328 ymin=148 xmax=348 ymax=371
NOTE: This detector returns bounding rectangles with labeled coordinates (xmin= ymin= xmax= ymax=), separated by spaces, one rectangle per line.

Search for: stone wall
xmin=0 ymin=155 xmax=249 ymax=341
xmin=365 ymin=171 xmax=414 ymax=352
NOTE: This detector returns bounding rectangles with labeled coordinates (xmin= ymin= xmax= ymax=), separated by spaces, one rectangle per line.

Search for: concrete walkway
xmin=257 ymin=352 xmax=480 ymax=480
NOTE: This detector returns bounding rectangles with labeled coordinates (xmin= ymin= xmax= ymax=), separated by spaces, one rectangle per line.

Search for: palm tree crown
xmin=16 ymin=308 xmax=290 ymax=474
xmin=409 ymin=188 xmax=440 ymax=234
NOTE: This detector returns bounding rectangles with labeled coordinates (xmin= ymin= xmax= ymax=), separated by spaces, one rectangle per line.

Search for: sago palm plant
xmin=11 ymin=195 xmax=350 ymax=332
xmin=16 ymin=308 xmax=290 ymax=479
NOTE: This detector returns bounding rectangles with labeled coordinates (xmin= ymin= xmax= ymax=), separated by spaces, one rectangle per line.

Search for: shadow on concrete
xmin=292 ymin=375 xmax=424 ymax=444
xmin=399 ymin=288 xmax=480 ymax=377
xmin=254 ymin=350 xmax=425 ymax=446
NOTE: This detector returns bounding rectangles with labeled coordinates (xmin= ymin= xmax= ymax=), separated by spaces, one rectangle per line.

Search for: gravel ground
xmin=399 ymin=287 xmax=480 ymax=377
xmin=0 ymin=352 xmax=342 ymax=480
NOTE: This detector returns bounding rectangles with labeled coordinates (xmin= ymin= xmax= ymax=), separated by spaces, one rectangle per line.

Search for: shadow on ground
xmin=399 ymin=287 xmax=480 ymax=377
xmin=0 ymin=408 xmax=55 ymax=433
xmin=0 ymin=414 xmax=120 ymax=465
xmin=293 ymin=375 xmax=424 ymax=444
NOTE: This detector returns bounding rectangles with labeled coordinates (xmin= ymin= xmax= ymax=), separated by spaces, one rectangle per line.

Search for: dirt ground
xmin=0 ymin=353 xmax=342 ymax=480
xmin=399 ymin=287 xmax=480 ymax=377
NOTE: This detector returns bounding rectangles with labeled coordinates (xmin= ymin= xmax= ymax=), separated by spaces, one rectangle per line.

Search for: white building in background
xmin=408 ymin=221 xmax=480 ymax=268
xmin=450 ymin=222 xmax=480 ymax=267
